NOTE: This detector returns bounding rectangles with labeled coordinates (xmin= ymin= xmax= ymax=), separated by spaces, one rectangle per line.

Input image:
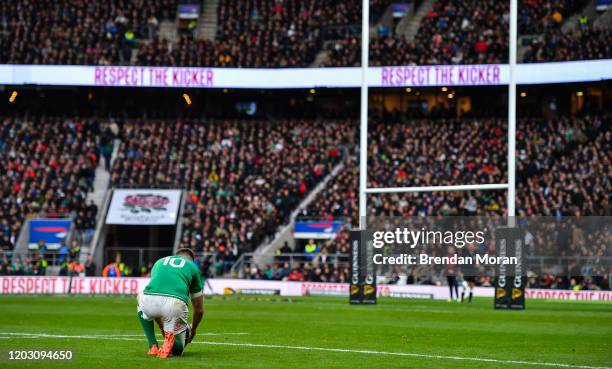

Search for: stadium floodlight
xmin=358 ymin=0 xmax=518 ymax=229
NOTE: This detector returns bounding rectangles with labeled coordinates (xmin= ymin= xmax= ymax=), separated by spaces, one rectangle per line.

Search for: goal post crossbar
xmin=364 ymin=183 xmax=509 ymax=194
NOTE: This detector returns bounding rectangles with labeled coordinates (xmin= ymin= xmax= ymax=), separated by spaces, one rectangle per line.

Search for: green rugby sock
xmin=137 ymin=311 xmax=158 ymax=348
xmin=172 ymin=332 xmax=186 ymax=356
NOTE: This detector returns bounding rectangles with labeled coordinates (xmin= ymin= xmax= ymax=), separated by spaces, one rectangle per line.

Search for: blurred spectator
xmin=102 ymin=254 xmax=127 ymax=277
xmin=85 ymin=255 xmax=97 ymax=276
xmin=32 ymin=253 xmax=47 ymax=275
xmin=57 ymin=241 xmax=69 ymax=264
xmin=287 ymin=267 xmax=303 ymax=281
xmin=304 ymin=239 xmax=319 ymax=261
xmin=69 ymin=259 xmax=85 ymax=276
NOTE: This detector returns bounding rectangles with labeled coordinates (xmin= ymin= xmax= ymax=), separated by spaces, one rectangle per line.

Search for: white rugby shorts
xmin=137 ymin=291 xmax=189 ymax=334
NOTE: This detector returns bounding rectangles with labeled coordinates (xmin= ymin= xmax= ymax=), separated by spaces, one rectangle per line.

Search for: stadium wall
xmin=0 ymin=277 xmax=610 ymax=302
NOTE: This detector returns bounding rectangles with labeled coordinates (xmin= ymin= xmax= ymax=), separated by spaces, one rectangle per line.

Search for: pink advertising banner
xmin=93 ymin=66 xmax=214 ymax=87
xmin=1 ymin=277 xmax=610 ymax=302
xmin=380 ymin=64 xmax=503 ymax=87
xmin=0 ymin=276 xmax=145 ymax=295
xmin=1 ymin=60 xmax=611 ymax=88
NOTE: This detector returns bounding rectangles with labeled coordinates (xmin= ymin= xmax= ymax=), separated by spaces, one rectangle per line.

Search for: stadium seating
xmin=1 ymin=0 xmax=608 ymax=67
xmin=0 ymin=0 xmax=178 ymax=65
xmin=518 ymin=0 xmax=588 ymax=35
xmin=523 ymin=27 xmax=612 ymax=63
xmin=241 ymin=259 xmax=351 ymax=282
xmin=323 ymin=0 xmax=611 ymax=67
xmin=324 ymin=0 xmax=510 ymax=67
xmin=135 ymin=35 xmax=217 ymax=67
xmin=299 ymin=117 xmax=507 ymax=223
xmin=411 ymin=0 xmax=510 ymax=65
xmin=516 ymin=115 xmax=611 ymax=216
xmin=212 ymin=0 xmax=320 ymax=67
xmin=1 ymin=112 xmax=608 ymax=289
xmin=305 ymin=115 xmax=610 ymax=220
xmin=110 ymin=119 xmax=352 ymax=261
xmin=281 ymin=115 xmax=610 ymax=285
xmin=209 ymin=0 xmax=388 ymax=67
xmin=0 ymin=116 xmax=100 ymax=252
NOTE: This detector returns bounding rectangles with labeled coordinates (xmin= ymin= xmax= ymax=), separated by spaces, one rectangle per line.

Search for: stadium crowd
xmin=0 ymin=240 xmax=87 ymax=276
xmin=142 ymin=0 xmax=388 ymax=68
xmin=289 ymin=114 xmax=611 ymax=288
xmin=0 ymin=110 xmax=608 ymax=290
xmin=408 ymin=0 xmax=510 ymax=65
xmin=110 ymin=118 xmax=353 ymax=261
xmin=1 ymin=0 xmax=610 ymax=292
xmin=241 ymin=260 xmax=351 ymax=283
xmin=300 ymin=117 xmax=508 ymax=224
xmin=515 ymin=115 xmax=610 ymax=216
xmin=0 ymin=0 xmax=385 ymax=68
xmin=316 ymin=0 xmax=611 ymax=67
xmin=1 ymin=0 xmax=609 ymax=67
xmin=518 ymin=0 xmax=588 ymax=35
xmin=210 ymin=0 xmax=322 ymax=67
xmin=324 ymin=0 xmax=511 ymax=67
xmin=524 ymin=27 xmax=612 ymax=63
xmin=0 ymin=116 xmax=100 ymax=252
xmin=298 ymin=115 xmax=610 ymax=221
xmin=0 ymin=0 xmax=178 ymax=65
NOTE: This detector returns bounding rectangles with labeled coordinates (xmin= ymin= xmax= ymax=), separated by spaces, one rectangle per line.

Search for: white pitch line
xmin=0 ymin=332 xmax=609 ymax=369
xmin=68 ymin=333 xmax=249 ymax=337
xmin=198 ymin=342 xmax=611 ymax=369
xmin=0 ymin=332 xmax=247 ymax=338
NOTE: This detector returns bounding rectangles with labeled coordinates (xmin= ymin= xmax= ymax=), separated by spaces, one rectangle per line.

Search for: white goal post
xmin=358 ymin=0 xmax=518 ymax=229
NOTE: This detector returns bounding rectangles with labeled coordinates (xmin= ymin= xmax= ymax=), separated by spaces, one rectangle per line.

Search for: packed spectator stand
xmin=518 ymin=0 xmax=588 ymax=35
xmin=0 ymin=110 xmax=609 ymax=291
xmin=2 ymin=0 xmax=609 ymax=67
xmin=110 ymin=118 xmax=352 ymax=263
xmin=0 ymin=116 xmax=100 ymax=251
xmin=524 ymin=27 xmax=612 ymax=63
xmin=0 ymin=0 xmax=178 ymax=65
xmin=0 ymin=1 xmax=610 ymax=291
xmin=282 ymin=115 xmax=611 ymax=288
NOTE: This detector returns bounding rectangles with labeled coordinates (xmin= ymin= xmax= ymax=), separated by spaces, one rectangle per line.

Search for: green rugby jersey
xmin=143 ymin=255 xmax=204 ymax=303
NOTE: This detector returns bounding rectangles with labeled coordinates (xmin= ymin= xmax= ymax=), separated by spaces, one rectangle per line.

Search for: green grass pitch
xmin=0 ymin=295 xmax=610 ymax=368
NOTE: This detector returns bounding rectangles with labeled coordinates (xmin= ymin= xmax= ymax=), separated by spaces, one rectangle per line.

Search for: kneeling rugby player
xmin=137 ymin=248 xmax=204 ymax=358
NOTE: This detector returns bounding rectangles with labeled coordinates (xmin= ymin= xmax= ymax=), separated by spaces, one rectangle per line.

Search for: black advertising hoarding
xmin=349 ymin=230 xmax=377 ymax=305
xmin=349 ymin=230 xmax=363 ymax=304
xmin=362 ymin=229 xmax=377 ymax=304
xmin=494 ymin=227 xmax=526 ymax=310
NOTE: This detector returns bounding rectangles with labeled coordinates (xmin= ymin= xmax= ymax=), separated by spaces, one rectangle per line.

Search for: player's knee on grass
xmin=172 ymin=332 xmax=186 ymax=356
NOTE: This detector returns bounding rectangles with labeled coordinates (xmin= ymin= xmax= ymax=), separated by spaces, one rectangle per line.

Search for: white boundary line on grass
xmin=81 ymin=333 xmax=249 ymax=337
xmin=1 ymin=332 xmax=609 ymax=369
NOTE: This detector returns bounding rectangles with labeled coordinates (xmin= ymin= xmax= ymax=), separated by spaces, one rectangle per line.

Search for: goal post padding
xmin=494 ymin=227 xmax=526 ymax=310
xmin=349 ymin=230 xmax=377 ymax=305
